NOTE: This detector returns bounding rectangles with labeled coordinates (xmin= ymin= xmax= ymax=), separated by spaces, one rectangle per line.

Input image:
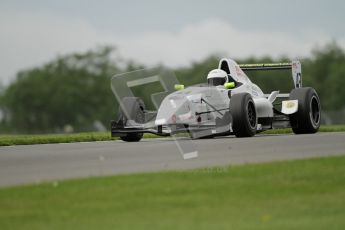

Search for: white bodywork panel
xmin=254 ymin=98 xmax=274 ymax=118
xmin=268 ymin=91 xmax=280 ymax=103
xmin=292 ymin=60 xmax=302 ymax=88
xmin=155 ymin=86 xmax=230 ymax=126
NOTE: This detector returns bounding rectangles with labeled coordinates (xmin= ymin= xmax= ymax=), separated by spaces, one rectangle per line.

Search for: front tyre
xmin=117 ymin=97 xmax=145 ymax=142
xmin=120 ymin=132 xmax=143 ymax=142
xmin=289 ymin=87 xmax=321 ymax=134
xmin=230 ymin=93 xmax=257 ymax=137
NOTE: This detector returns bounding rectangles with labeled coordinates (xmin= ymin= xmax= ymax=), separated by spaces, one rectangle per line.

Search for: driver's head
xmin=207 ymin=69 xmax=227 ymax=86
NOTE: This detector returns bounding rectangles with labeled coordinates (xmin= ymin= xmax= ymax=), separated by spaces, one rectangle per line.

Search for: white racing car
xmin=111 ymin=58 xmax=321 ymax=142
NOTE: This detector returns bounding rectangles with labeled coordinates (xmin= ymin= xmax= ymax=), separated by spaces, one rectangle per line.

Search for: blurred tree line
xmin=0 ymin=42 xmax=344 ymax=134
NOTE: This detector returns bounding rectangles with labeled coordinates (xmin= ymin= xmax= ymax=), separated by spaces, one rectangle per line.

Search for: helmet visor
xmin=208 ymin=77 xmax=226 ymax=86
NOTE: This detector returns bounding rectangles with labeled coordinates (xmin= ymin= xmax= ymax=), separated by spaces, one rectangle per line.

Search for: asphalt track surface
xmin=0 ymin=132 xmax=345 ymax=187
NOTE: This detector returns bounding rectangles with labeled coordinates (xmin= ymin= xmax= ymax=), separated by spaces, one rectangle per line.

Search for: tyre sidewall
xmin=230 ymin=93 xmax=257 ymax=137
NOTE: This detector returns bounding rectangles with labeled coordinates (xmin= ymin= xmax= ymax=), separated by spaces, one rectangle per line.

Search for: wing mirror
xmin=224 ymin=82 xmax=235 ymax=89
xmin=174 ymin=84 xmax=185 ymax=90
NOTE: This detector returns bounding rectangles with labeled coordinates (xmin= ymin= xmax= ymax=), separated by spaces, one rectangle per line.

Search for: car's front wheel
xmin=117 ymin=97 xmax=145 ymax=142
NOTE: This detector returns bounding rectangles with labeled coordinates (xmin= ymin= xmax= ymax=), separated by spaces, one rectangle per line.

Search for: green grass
xmin=0 ymin=132 xmax=157 ymax=146
xmin=1 ymin=155 xmax=345 ymax=229
xmin=0 ymin=125 xmax=344 ymax=146
xmin=0 ymin=132 xmax=111 ymax=146
xmin=262 ymin=124 xmax=345 ymax=135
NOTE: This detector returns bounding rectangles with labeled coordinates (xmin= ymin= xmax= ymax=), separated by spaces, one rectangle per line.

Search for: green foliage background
xmin=0 ymin=43 xmax=344 ymax=134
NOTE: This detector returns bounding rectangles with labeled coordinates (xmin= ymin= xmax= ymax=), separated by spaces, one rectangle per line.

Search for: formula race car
xmin=111 ymin=58 xmax=321 ymax=142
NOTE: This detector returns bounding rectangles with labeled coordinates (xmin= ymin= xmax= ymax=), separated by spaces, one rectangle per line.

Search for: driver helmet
xmin=207 ymin=69 xmax=228 ymax=86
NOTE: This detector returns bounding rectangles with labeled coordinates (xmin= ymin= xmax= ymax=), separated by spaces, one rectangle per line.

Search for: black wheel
xmin=289 ymin=87 xmax=321 ymax=134
xmin=117 ymin=97 xmax=145 ymax=142
xmin=120 ymin=132 xmax=143 ymax=142
xmin=230 ymin=93 xmax=257 ymax=137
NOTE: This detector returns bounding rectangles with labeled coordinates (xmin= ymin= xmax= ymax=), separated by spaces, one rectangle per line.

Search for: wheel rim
xmin=247 ymin=101 xmax=256 ymax=129
xmin=310 ymin=95 xmax=320 ymax=127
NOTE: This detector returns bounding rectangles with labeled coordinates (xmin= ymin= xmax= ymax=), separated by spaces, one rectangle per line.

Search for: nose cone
xmin=155 ymin=94 xmax=190 ymax=125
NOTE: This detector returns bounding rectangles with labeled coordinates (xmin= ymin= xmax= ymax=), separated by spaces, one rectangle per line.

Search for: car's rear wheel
xmin=117 ymin=97 xmax=145 ymax=142
xmin=230 ymin=93 xmax=257 ymax=137
xmin=289 ymin=87 xmax=321 ymax=134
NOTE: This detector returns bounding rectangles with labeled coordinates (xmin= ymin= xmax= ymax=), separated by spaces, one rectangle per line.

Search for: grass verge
xmin=262 ymin=124 xmax=345 ymax=135
xmin=0 ymin=155 xmax=345 ymax=230
xmin=0 ymin=124 xmax=344 ymax=146
xmin=0 ymin=132 xmax=158 ymax=146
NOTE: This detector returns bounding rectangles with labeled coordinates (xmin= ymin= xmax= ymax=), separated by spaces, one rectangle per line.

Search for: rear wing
xmin=239 ymin=60 xmax=302 ymax=88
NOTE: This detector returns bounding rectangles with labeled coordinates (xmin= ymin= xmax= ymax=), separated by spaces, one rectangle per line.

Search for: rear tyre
xmin=289 ymin=87 xmax=321 ymax=134
xmin=230 ymin=93 xmax=257 ymax=137
xmin=117 ymin=97 xmax=145 ymax=142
